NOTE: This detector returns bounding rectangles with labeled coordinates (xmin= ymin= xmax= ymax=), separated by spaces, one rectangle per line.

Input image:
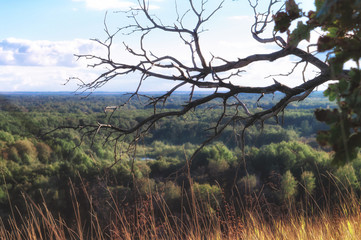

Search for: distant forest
xmin=0 ymin=92 xmax=358 ymax=226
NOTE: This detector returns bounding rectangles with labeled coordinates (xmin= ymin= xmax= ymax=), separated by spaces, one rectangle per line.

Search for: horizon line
xmin=0 ymin=90 xmax=325 ymax=94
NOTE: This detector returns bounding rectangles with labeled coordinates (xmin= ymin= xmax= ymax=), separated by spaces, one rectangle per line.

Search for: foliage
xmin=249 ymin=141 xmax=329 ymax=179
xmin=192 ymin=143 xmax=235 ymax=169
xmin=300 ymin=171 xmax=316 ymax=194
xmin=193 ymin=182 xmax=222 ymax=208
xmin=161 ymin=181 xmax=182 ymax=202
xmin=2 ymin=174 xmax=361 ymax=240
xmin=335 ymin=164 xmax=359 ymax=189
xmin=1 ymin=92 xmax=361 ymax=234
xmin=3 ymin=0 xmax=361 ymax=235
xmin=275 ymin=0 xmax=361 ymax=164
xmin=238 ymin=174 xmax=258 ymax=194
xmin=280 ymin=170 xmax=298 ymax=200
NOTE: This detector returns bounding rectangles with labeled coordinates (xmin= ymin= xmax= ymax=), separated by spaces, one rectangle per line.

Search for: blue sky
xmin=0 ymin=0 xmax=319 ymax=92
xmin=0 ymin=0 xmax=120 ymax=40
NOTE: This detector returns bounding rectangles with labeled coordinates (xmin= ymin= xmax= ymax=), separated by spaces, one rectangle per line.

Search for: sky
xmin=0 ymin=0 xmax=318 ymax=92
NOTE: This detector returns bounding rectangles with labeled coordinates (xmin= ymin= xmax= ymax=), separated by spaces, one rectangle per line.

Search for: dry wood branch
xmin=62 ymin=0 xmax=336 ymax=171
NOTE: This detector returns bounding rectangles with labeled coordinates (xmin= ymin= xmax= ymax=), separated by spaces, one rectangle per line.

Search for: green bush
xmin=280 ymin=170 xmax=298 ymax=201
xmin=36 ymin=142 xmax=52 ymax=164
xmin=0 ymin=130 xmax=14 ymax=143
xmin=193 ymin=142 xmax=235 ymax=171
xmin=238 ymin=174 xmax=258 ymax=193
xmin=135 ymin=178 xmax=156 ymax=196
xmin=335 ymin=164 xmax=359 ymax=190
xmin=193 ymin=182 xmax=222 ymax=208
xmin=249 ymin=141 xmax=329 ymax=180
xmin=7 ymin=147 xmax=21 ymax=163
xmin=14 ymin=139 xmax=37 ymax=160
xmin=161 ymin=181 xmax=182 ymax=208
xmin=300 ymin=171 xmax=316 ymax=195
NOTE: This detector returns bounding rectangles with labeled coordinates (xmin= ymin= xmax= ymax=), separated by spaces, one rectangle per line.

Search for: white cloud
xmin=0 ymin=22 xmax=325 ymax=93
xmin=0 ymin=66 xmax=74 ymax=91
xmin=0 ymin=37 xmax=163 ymax=92
xmin=72 ymin=0 xmax=136 ymax=10
xmin=0 ymin=65 xmax=163 ymax=92
xmin=0 ymin=38 xmax=126 ymax=91
xmin=0 ymin=38 xmax=103 ymax=67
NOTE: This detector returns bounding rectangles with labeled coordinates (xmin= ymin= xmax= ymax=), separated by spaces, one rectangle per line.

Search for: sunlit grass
xmin=241 ymin=211 xmax=361 ymax=240
xmin=0 ymin=180 xmax=360 ymax=239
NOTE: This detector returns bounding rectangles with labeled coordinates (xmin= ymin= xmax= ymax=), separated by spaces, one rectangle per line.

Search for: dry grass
xmin=241 ymin=210 xmax=361 ymax=240
xmin=1 ymin=181 xmax=360 ymax=239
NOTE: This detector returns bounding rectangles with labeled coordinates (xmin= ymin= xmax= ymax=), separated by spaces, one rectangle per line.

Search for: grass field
xmin=1 ymin=177 xmax=360 ymax=240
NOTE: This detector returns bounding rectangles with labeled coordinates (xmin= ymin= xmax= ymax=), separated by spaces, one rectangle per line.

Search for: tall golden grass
xmin=1 ymin=176 xmax=360 ymax=240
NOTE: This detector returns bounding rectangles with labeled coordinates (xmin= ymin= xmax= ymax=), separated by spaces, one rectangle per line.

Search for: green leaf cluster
xmin=276 ymin=0 xmax=361 ymax=164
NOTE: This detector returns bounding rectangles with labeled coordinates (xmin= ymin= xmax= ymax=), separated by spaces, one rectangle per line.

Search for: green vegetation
xmin=0 ymin=92 xmax=360 ymax=239
xmin=275 ymin=0 xmax=361 ymax=164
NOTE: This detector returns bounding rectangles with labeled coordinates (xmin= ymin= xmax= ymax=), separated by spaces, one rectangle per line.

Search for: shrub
xmin=335 ymin=164 xmax=359 ymax=190
xmin=135 ymin=178 xmax=156 ymax=196
xmin=280 ymin=170 xmax=298 ymax=201
xmin=0 ymin=130 xmax=14 ymax=143
xmin=14 ymin=139 xmax=37 ymax=163
xmin=238 ymin=174 xmax=258 ymax=193
xmin=301 ymin=171 xmax=316 ymax=194
xmin=193 ymin=182 xmax=221 ymax=208
xmin=36 ymin=142 xmax=52 ymax=164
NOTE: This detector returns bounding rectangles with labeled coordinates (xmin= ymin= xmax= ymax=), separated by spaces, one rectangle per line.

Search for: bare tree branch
xmin=63 ymin=0 xmax=336 ymax=170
